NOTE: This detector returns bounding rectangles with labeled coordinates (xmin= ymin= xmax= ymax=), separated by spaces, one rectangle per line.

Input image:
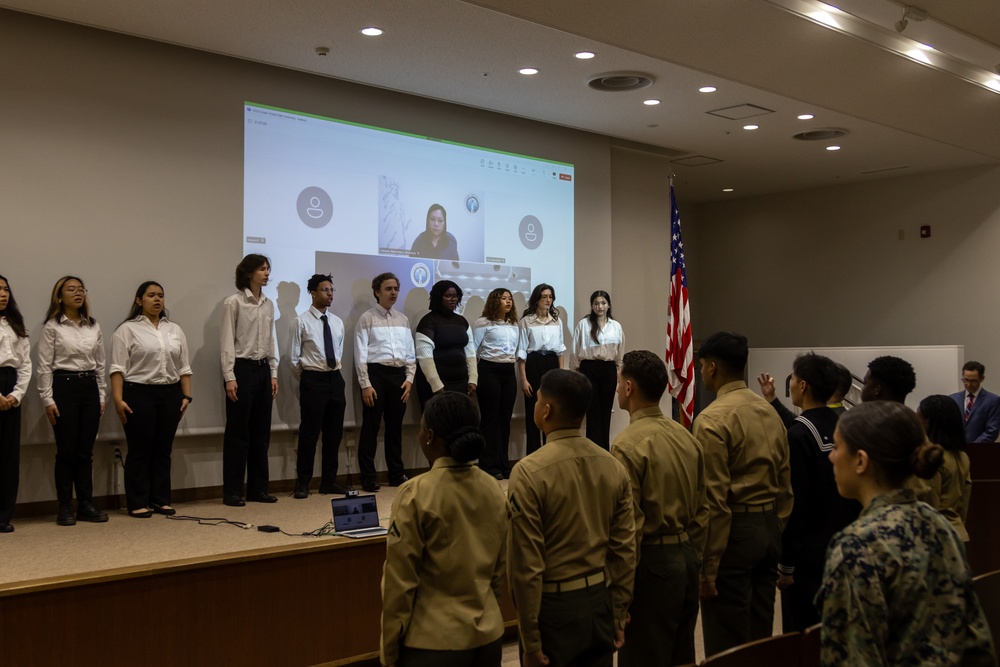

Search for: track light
xmin=895 ymin=5 xmax=928 ymax=33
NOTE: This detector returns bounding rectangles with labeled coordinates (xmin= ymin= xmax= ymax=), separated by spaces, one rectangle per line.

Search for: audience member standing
xmin=693 ymin=331 xmax=791 ymax=656
xmin=950 ymin=361 xmax=1000 ymax=443
xmin=517 ymin=284 xmax=565 ymax=455
xmin=37 ymin=276 xmax=108 ymax=526
xmin=290 ymin=274 xmax=350 ymax=498
xmin=220 ymin=254 xmax=278 ymax=506
xmin=110 ymin=281 xmax=192 ymax=518
xmin=819 ymin=401 xmax=994 ymax=666
xmin=355 ymin=272 xmax=416 ymax=492
xmin=508 ymin=370 xmax=635 ymax=667
xmin=0 ymin=275 xmax=31 ymax=533
xmin=573 ymin=290 xmax=624 ymax=449
xmin=380 ymin=393 xmax=507 ymax=667
xmin=859 ymin=355 xmax=916 ymax=404
xmin=918 ymin=394 xmax=972 ymax=542
xmin=612 ymin=351 xmax=706 ymax=666
xmin=473 ymin=288 xmax=519 ymax=479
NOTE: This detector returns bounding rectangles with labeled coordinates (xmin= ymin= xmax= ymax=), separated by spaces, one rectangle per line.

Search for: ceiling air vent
xmin=588 ymin=73 xmax=654 ymax=92
xmin=793 ymin=129 xmax=848 ymax=141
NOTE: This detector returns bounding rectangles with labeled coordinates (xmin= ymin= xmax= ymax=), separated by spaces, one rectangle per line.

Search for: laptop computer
xmin=331 ymin=494 xmax=388 ymax=539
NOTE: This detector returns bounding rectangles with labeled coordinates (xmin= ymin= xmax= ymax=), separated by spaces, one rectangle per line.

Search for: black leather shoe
xmin=129 ymin=509 xmax=153 ymax=519
xmin=77 ymin=501 xmax=109 ymax=523
xmin=151 ymin=505 xmax=177 ymax=516
xmin=57 ymin=505 xmax=76 ymax=526
xmin=293 ymin=485 xmax=309 ymax=499
xmin=223 ymin=495 xmax=246 ymax=507
xmin=361 ymin=481 xmax=380 ymax=493
xmin=321 ymin=483 xmax=355 ymax=495
xmin=387 ymin=474 xmax=409 ymax=487
xmin=0 ymin=523 xmax=13 ymax=533
xmin=248 ymin=493 xmax=278 ymax=503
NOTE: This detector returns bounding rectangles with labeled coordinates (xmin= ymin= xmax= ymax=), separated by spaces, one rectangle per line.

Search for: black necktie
xmin=321 ymin=314 xmax=337 ymax=369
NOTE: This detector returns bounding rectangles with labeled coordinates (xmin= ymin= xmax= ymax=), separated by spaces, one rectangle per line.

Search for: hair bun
xmin=447 ymin=426 xmax=486 ymax=463
xmin=911 ymin=440 xmax=945 ymax=479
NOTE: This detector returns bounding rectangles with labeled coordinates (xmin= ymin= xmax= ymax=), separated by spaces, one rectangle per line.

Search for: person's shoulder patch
xmin=387 ymin=519 xmax=402 ymax=544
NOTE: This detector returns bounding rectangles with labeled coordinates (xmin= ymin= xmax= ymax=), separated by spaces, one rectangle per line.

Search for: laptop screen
xmin=331 ymin=495 xmax=381 ymax=531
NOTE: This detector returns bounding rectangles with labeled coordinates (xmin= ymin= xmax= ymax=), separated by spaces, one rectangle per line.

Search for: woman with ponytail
xmin=380 ymin=392 xmax=507 ymax=667
xmin=818 ymin=401 xmax=994 ymax=666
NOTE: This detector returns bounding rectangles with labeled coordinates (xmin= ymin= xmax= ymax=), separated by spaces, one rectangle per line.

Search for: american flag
xmin=666 ymin=185 xmax=695 ymax=427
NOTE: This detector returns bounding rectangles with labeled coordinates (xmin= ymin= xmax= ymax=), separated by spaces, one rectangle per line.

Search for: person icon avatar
xmin=524 ymin=223 xmax=537 ymax=243
xmin=306 ymin=196 xmax=324 ymax=219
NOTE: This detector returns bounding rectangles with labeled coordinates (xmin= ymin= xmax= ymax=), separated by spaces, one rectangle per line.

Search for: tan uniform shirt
xmin=507 ymin=429 xmax=636 ymax=653
xmin=936 ymin=449 xmax=972 ymax=541
xmin=380 ymin=457 xmax=508 ymax=665
xmin=692 ymin=381 xmax=792 ymax=583
xmin=612 ymin=406 xmax=709 ymax=556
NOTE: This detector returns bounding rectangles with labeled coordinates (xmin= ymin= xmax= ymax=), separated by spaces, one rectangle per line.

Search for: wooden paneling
xmin=965 ymin=444 xmax=1000 ymax=576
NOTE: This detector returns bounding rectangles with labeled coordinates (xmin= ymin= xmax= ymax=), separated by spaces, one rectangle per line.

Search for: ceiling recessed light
xmin=643 ymin=99 xmax=660 ymax=106
xmin=797 ymin=114 xmax=814 ymax=120
xmin=743 ymin=124 xmax=759 ymax=130
xmin=826 ymin=145 xmax=841 ymax=151
xmin=723 ymin=188 xmax=734 ymax=192
xmin=519 ymin=67 xmax=539 ymax=76
xmin=360 ymin=27 xmax=383 ymax=36
xmin=907 ymin=49 xmax=931 ymax=64
xmin=575 ymin=51 xmax=595 ymax=60
xmin=699 ymin=86 xmax=717 ymax=93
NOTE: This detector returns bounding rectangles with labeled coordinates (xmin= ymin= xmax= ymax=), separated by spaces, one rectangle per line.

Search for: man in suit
xmin=951 ymin=361 xmax=1000 ymax=443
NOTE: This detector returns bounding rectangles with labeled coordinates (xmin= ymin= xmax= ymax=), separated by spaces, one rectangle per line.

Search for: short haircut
xmin=428 ymin=280 xmax=463 ymax=313
xmin=963 ymin=361 xmax=986 ymax=378
xmin=235 ymin=254 xmax=270 ymax=290
xmin=307 ymin=273 xmax=333 ymax=293
xmin=835 ymin=363 xmax=853 ymax=398
xmin=371 ymin=272 xmax=399 ymax=297
xmin=917 ymin=394 xmax=966 ymax=452
xmin=868 ymin=356 xmax=917 ymax=401
xmin=538 ymin=369 xmax=592 ymax=423
xmin=699 ymin=331 xmax=748 ymax=377
xmin=621 ymin=350 xmax=669 ymax=402
xmin=792 ymin=352 xmax=839 ymax=403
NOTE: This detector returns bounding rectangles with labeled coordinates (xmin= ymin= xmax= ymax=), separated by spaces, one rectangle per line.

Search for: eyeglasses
xmin=317 ymin=288 xmax=336 ymax=294
xmin=63 ymin=287 xmax=88 ymax=295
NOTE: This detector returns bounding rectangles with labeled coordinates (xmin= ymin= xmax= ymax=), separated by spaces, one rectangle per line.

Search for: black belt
xmin=730 ymin=501 xmax=777 ymax=513
xmin=642 ymin=532 xmax=689 ymax=545
xmin=529 ymin=350 xmax=557 ymax=357
xmin=235 ymin=357 xmax=269 ymax=366
xmin=53 ymin=369 xmax=96 ymax=379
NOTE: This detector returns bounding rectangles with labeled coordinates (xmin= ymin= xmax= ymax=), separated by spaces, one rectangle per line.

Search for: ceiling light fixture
xmin=699 ymin=86 xmax=717 ymax=93
xmin=894 ymin=5 xmax=927 ymax=33
xmin=644 ymin=99 xmax=660 ymax=106
xmin=826 ymin=145 xmax=842 ymax=151
xmin=575 ymin=51 xmax=595 ymax=59
xmin=360 ymin=27 xmax=383 ymax=36
xmin=519 ymin=68 xmax=539 ymax=75
xmin=797 ymin=114 xmax=815 ymax=120
xmin=743 ymin=124 xmax=759 ymax=130
xmin=723 ymin=188 xmax=734 ymax=192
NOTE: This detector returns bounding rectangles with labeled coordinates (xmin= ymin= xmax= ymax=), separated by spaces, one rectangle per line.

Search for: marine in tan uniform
xmin=507 ymin=369 xmax=636 ymax=667
xmin=611 ymin=350 xmax=707 ymax=667
xmin=380 ymin=393 xmax=508 ymax=667
xmin=693 ymin=332 xmax=791 ymax=656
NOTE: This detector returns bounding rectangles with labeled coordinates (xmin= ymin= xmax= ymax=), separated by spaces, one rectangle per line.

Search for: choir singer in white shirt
xmin=572 ymin=290 xmax=624 ymax=450
xmin=0 ymin=274 xmax=31 ymax=533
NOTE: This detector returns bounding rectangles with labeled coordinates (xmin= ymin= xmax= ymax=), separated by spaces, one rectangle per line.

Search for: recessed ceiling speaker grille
xmin=588 ymin=73 xmax=654 ymax=91
xmin=793 ymin=128 xmax=848 ymax=141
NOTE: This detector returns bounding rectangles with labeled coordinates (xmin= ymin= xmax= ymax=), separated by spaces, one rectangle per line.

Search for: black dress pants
xmin=0 ymin=367 xmax=21 ymax=525
xmin=523 ymin=352 xmax=560 ymax=455
xmin=398 ymin=636 xmax=502 ymax=667
xmin=477 ymin=360 xmax=516 ymax=477
xmin=358 ymin=364 xmax=407 ymax=484
xmin=579 ymin=360 xmax=617 ymax=450
xmin=533 ymin=582 xmax=615 ymax=667
xmin=296 ymin=369 xmax=346 ymax=489
xmin=123 ymin=382 xmax=182 ymax=511
xmin=51 ymin=371 xmax=101 ymax=504
xmin=223 ymin=359 xmax=273 ymax=498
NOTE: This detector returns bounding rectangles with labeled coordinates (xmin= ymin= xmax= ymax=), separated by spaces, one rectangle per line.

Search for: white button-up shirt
xmin=36 ymin=315 xmax=107 ymax=406
xmin=290 ymin=306 xmax=344 ymax=375
xmin=572 ymin=317 xmax=625 ymax=366
xmin=473 ymin=317 xmax=519 ymax=364
xmin=220 ymin=288 xmax=278 ymax=382
xmin=354 ymin=305 xmax=416 ymax=389
xmin=0 ymin=317 xmax=32 ymax=403
xmin=109 ymin=316 xmax=192 ymax=384
xmin=517 ymin=314 xmax=566 ymax=360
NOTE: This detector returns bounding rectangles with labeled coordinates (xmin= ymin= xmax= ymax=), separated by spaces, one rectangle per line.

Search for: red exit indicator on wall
xmin=920 ymin=225 xmax=931 ymax=238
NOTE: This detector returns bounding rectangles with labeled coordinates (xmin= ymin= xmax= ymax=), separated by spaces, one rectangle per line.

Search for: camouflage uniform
xmin=816 ymin=488 xmax=995 ymax=667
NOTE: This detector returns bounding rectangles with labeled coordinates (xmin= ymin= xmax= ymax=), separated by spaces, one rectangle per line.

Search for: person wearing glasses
xmin=290 ymin=274 xmax=351 ymax=498
xmin=949 ymin=361 xmax=1000 ymax=443
xmin=0 ymin=275 xmax=31 ymax=533
xmin=37 ymin=276 xmax=108 ymax=526
xmin=413 ymin=280 xmax=477 ymax=409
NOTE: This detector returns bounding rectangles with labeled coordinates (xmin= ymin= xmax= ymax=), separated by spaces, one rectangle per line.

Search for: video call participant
xmin=473 ymin=288 xmax=519 ymax=480
xmin=355 ymin=272 xmax=416 ymax=492
xmin=410 ymin=204 xmax=459 ymax=260
xmin=380 ymin=392 xmax=507 ymax=667
xmin=573 ymin=290 xmax=624 ymax=450
xmin=517 ymin=284 xmax=565 ymax=455
xmin=290 ymin=274 xmax=350 ymax=498
xmin=37 ymin=276 xmax=108 ymax=526
xmin=693 ymin=331 xmax=791 ymax=656
xmin=414 ymin=280 xmax=477 ymax=408
xmin=220 ymin=254 xmax=278 ymax=507
xmin=612 ymin=350 xmax=706 ymax=667
xmin=110 ymin=281 xmax=192 ymax=518
xmin=950 ymin=361 xmax=1000 ymax=443
xmin=507 ymin=369 xmax=635 ymax=667
xmin=0 ymin=275 xmax=31 ymax=533
xmin=819 ymin=401 xmax=994 ymax=666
